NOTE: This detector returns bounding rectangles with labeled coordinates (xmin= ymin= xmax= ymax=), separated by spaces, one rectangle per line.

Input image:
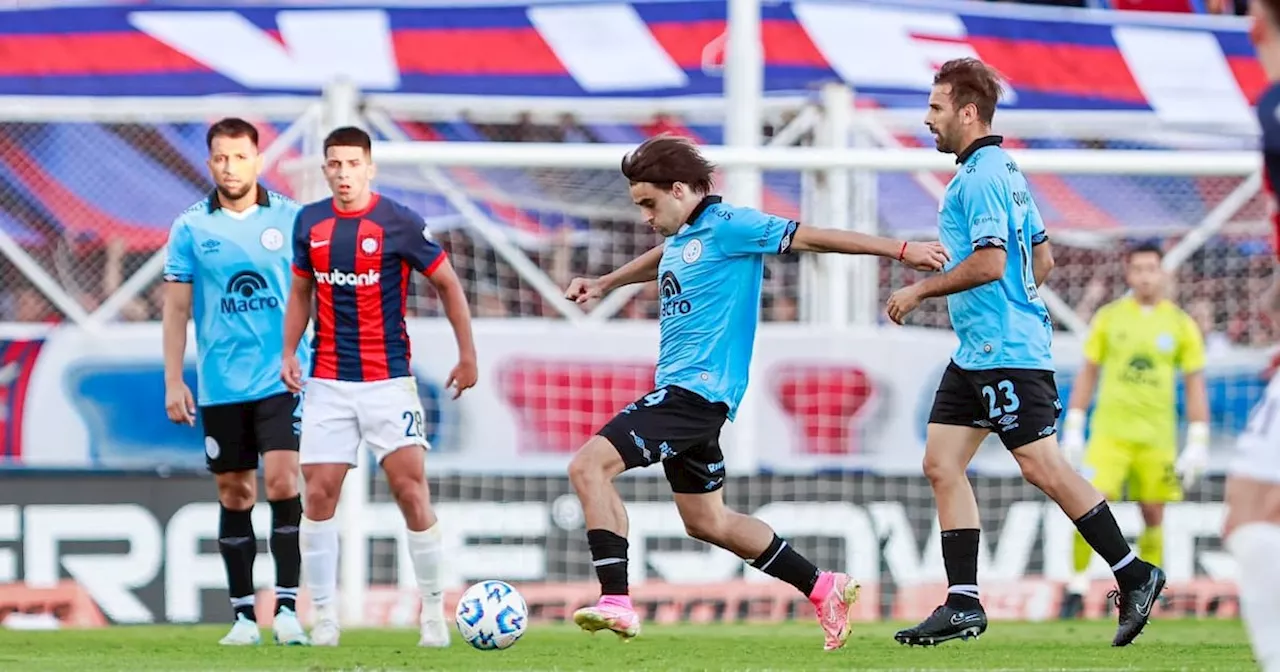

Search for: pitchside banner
xmin=0 ymin=472 xmax=1238 ymax=626
xmin=0 ymin=322 xmax=1269 ymax=474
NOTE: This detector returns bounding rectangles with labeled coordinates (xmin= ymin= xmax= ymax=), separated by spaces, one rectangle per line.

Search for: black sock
xmin=941 ymin=528 xmax=981 ymax=610
xmin=586 ymin=529 xmax=629 ymax=596
xmin=749 ymin=534 xmax=821 ymax=597
xmin=269 ymin=496 xmax=302 ymax=613
xmin=218 ymin=505 xmax=258 ymax=622
xmin=1074 ymin=502 xmax=1148 ymax=587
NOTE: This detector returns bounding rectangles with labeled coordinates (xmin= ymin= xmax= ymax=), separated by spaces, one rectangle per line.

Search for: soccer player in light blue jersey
xmin=562 ymin=135 xmax=949 ymax=650
xmin=885 ymin=58 xmax=1163 ymax=648
xmin=161 ymin=118 xmax=309 ymax=646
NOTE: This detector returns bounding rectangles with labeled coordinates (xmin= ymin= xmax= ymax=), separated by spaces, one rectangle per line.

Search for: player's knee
xmin=568 ymin=437 xmax=623 ymax=492
xmin=921 ymin=452 xmax=963 ymax=486
xmin=1017 ymin=448 xmax=1070 ymax=495
xmin=387 ymin=472 xmax=426 ymax=505
xmin=264 ymin=470 xmax=298 ymax=501
xmin=216 ymin=472 xmax=256 ymax=508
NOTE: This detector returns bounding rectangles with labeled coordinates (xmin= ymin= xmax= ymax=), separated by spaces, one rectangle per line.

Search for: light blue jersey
xmin=939 ymin=136 xmax=1053 ymax=371
xmin=654 ymin=196 xmax=797 ymax=420
xmin=162 ymin=187 xmax=309 ymax=407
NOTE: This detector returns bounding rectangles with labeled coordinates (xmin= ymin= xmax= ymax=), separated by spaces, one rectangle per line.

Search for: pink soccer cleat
xmin=811 ymin=572 xmax=861 ymax=651
xmin=572 ymin=595 xmax=641 ymax=640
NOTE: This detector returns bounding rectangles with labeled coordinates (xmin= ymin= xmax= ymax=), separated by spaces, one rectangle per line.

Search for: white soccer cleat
xmin=418 ymin=617 xmax=451 ymax=648
xmin=309 ymin=617 xmax=341 ymax=647
xmin=418 ymin=599 xmax=451 ymax=648
xmin=219 ymin=614 xmax=261 ymax=646
xmin=272 ymin=607 xmax=310 ymax=646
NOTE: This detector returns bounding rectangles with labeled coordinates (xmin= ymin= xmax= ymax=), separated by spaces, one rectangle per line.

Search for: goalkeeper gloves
xmin=1175 ymin=422 xmax=1210 ymax=490
xmin=1061 ymin=409 xmax=1086 ymax=469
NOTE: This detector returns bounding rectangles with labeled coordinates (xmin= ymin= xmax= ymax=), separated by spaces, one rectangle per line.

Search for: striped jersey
xmin=291 ymin=193 xmax=446 ymax=382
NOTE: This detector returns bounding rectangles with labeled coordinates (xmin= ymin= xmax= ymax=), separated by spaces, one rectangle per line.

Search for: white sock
xmin=407 ymin=524 xmax=444 ymax=622
xmin=1227 ymin=523 xmax=1280 ymax=672
xmin=300 ymin=516 xmax=340 ymax=618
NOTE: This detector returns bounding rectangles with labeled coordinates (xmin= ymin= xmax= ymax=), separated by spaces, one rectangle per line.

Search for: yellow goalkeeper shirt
xmin=1084 ymin=297 xmax=1206 ymax=448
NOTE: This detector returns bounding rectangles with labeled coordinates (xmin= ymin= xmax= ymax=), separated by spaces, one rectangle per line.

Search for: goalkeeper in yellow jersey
xmin=1058 ymin=242 xmax=1210 ymax=618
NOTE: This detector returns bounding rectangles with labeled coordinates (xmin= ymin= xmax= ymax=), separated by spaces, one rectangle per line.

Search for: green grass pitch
xmin=0 ymin=619 xmax=1255 ymax=671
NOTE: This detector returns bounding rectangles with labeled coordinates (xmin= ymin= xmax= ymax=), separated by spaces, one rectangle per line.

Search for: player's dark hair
xmin=933 ymin=58 xmax=1004 ymax=125
xmin=1262 ymin=0 xmax=1280 ymax=25
xmin=324 ymin=126 xmax=373 ymax=157
xmin=206 ymin=117 xmax=259 ymax=150
xmin=1126 ymin=240 xmax=1164 ymax=262
xmin=621 ymin=135 xmax=715 ymax=194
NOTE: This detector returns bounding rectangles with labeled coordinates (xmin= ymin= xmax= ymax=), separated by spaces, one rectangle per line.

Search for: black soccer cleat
xmin=894 ymin=604 xmax=987 ymax=647
xmin=1109 ymin=564 xmax=1166 ymax=647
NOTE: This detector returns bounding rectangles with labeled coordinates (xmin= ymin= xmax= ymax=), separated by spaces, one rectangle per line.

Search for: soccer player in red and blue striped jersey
xmin=281 ymin=126 xmax=477 ymax=648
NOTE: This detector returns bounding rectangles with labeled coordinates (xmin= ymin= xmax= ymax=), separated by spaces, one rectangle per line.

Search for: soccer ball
xmin=454 ymin=580 xmax=528 ymax=650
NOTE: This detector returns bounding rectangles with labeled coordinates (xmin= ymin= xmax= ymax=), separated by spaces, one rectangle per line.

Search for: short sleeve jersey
xmin=292 ymin=193 xmax=446 ymax=382
xmin=654 ymin=195 xmax=798 ymax=420
xmin=1084 ymin=297 xmax=1206 ymax=447
xmin=938 ymin=135 xmax=1054 ymax=372
xmin=162 ymin=187 xmax=308 ymax=406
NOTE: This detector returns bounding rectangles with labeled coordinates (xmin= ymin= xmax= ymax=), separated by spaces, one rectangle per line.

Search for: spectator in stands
xmin=1189 ymin=297 xmax=1232 ymax=357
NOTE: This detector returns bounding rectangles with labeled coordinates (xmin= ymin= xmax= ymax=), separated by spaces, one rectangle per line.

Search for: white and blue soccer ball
xmin=454 ymin=580 xmax=528 ymax=650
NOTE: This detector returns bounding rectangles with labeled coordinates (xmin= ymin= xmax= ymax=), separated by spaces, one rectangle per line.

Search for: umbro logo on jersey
xmin=221 ymin=270 xmax=279 ymax=314
xmin=315 ymin=269 xmax=380 ymax=287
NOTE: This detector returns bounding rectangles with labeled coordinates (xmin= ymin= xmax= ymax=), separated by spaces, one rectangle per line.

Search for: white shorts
xmin=1230 ymin=372 xmax=1280 ymax=484
xmin=299 ymin=377 xmax=430 ymax=466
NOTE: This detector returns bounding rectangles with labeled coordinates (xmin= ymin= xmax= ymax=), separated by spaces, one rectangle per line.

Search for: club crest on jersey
xmin=1156 ymin=333 xmax=1174 ymax=352
xmin=361 ymin=237 xmax=380 ymax=256
xmin=260 ymin=227 xmax=284 ymax=251
xmin=682 ymin=238 xmax=703 ymax=264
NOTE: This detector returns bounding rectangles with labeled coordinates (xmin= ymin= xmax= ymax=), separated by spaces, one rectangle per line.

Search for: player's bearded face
xmin=924 ymin=84 xmax=962 ymax=154
xmin=207 ymin=135 xmax=262 ymax=202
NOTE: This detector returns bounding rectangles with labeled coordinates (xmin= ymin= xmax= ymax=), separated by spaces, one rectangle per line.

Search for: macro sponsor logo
xmin=220 ymin=271 xmax=278 ymax=314
xmin=658 ymin=271 xmax=691 ymax=318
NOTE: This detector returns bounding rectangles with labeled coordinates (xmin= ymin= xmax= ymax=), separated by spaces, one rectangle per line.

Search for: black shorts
xmin=597 ymin=385 xmax=729 ymax=494
xmin=200 ymin=392 xmax=301 ymax=474
xmin=928 ymin=362 xmax=1062 ymax=450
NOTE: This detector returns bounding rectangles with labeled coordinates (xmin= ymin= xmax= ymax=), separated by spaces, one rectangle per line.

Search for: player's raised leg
xmin=894 ymin=422 xmax=989 ymax=647
xmin=567 ymin=435 xmax=641 ymax=640
xmin=1010 ymin=433 xmax=1162 ymax=647
xmin=670 ymin=470 xmax=859 ymax=651
xmin=258 ymin=396 xmax=307 ymax=646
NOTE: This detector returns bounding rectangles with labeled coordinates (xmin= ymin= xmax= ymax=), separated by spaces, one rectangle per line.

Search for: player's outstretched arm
xmin=281 ymin=275 xmax=314 ymax=394
xmin=565 ymin=244 xmax=663 ymax=304
xmin=426 ymin=257 xmax=479 ymax=399
xmin=885 ymin=247 xmax=1006 ymax=325
xmin=789 ymin=227 xmax=949 ymax=271
xmin=161 ymin=282 xmax=196 ymax=426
